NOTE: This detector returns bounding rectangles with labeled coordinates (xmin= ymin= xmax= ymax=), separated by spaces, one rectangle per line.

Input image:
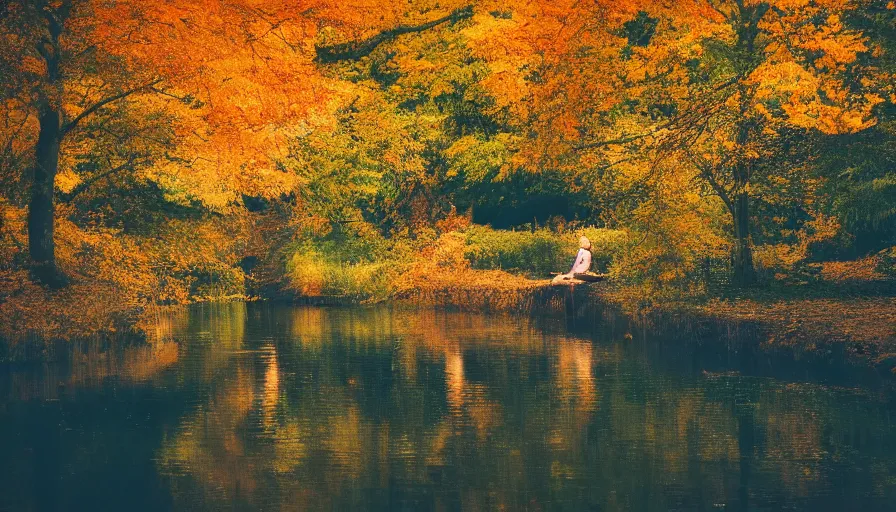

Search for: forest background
xmin=0 ymin=0 xmax=894 ymax=353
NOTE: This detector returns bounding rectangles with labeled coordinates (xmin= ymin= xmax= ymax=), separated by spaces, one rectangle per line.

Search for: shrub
xmin=876 ymin=246 xmax=896 ymax=278
xmin=185 ymin=261 xmax=246 ymax=300
xmin=284 ymin=235 xmax=409 ymax=302
xmin=754 ymin=214 xmax=842 ymax=284
xmin=286 ymin=249 xmax=328 ymax=296
xmin=286 ymin=253 xmax=406 ymax=302
xmin=325 ymin=260 xmax=405 ymax=301
xmin=609 ymin=221 xmax=727 ymax=291
xmin=0 ymin=202 xmax=257 ymax=351
xmin=463 ymin=226 xmax=569 ymax=276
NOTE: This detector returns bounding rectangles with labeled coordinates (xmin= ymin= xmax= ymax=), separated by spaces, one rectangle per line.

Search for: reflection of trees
xmin=3 ymin=305 xmax=892 ymax=510
xmin=2 ymin=339 xmax=180 ymax=403
xmin=151 ymin=305 xmax=896 ymax=511
xmin=160 ymin=366 xmax=259 ymax=503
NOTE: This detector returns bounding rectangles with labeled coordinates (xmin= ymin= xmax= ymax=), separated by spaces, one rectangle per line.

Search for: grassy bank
xmin=279 ymin=224 xmax=627 ymax=302
xmin=275 ymin=222 xmax=896 ymax=374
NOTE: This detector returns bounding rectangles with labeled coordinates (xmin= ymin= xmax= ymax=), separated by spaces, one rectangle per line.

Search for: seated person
xmin=552 ymin=236 xmax=592 ymax=284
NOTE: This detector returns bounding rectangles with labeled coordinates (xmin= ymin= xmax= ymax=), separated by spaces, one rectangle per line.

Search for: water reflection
xmin=1 ymin=303 xmax=895 ymax=511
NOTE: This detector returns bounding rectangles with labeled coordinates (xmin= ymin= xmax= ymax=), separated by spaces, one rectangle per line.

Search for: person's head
xmin=579 ymin=236 xmax=591 ymax=251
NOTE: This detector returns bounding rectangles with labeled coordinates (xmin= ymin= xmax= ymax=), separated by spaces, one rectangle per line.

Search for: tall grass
xmin=283 ymin=225 xmax=629 ymax=301
xmin=464 ymin=226 xmax=567 ymax=276
xmin=287 ymin=251 xmax=405 ymax=302
xmin=284 ymin=233 xmax=411 ymax=302
xmin=463 ymin=225 xmax=626 ymax=276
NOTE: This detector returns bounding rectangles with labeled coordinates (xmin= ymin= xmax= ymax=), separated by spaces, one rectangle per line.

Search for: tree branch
xmin=573 ymin=76 xmax=737 ymax=153
xmin=315 ymin=5 xmax=474 ymax=63
xmin=688 ymin=151 xmax=735 ymax=215
xmin=60 ymin=155 xmax=145 ymax=203
xmin=61 ymin=78 xmax=164 ymax=137
xmin=573 ymin=131 xmax=658 ymax=151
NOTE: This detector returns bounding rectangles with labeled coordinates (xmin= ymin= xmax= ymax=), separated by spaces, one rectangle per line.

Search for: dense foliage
xmin=1 ymin=0 xmax=894 ymax=343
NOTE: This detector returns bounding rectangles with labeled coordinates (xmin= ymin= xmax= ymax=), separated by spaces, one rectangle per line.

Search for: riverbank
xmin=695 ymin=294 xmax=896 ymax=373
xmin=386 ymin=270 xmax=896 ymax=375
xmin=2 ymin=208 xmax=893 ymax=372
xmin=3 ymin=263 xmax=895 ymax=375
xmin=3 ymin=261 xmax=895 ymax=376
xmin=275 ymin=227 xmax=896 ymax=375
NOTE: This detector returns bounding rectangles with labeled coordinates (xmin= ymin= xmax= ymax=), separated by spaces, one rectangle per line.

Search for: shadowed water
xmin=1 ymin=302 xmax=895 ymax=511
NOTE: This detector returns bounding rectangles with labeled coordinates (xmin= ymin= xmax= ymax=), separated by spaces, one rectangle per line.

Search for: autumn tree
xmin=667 ymin=0 xmax=884 ymax=285
xmin=523 ymin=0 xmax=889 ymax=285
xmin=304 ymin=1 xmax=632 ymax=231
xmin=4 ymin=0 xmax=891 ymax=291
xmin=0 ymin=1 xmax=157 ymax=285
xmin=2 ymin=0 xmax=458 ymax=286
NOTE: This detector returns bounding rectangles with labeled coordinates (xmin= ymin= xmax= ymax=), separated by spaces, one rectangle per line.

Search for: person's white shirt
xmin=570 ymin=248 xmax=591 ymax=274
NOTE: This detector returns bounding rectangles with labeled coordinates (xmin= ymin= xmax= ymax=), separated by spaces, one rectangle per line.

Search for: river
xmin=1 ymin=302 xmax=894 ymax=511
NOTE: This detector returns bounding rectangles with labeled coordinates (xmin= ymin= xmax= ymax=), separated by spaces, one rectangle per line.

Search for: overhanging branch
xmin=687 ymin=150 xmax=735 ymax=215
xmin=61 ymin=78 xmax=164 ymax=137
xmin=315 ymin=5 xmax=474 ymax=63
xmin=60 ymin=154 xmax=146 ymax=203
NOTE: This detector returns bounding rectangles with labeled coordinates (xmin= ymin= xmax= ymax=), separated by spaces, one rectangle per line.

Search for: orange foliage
xmin=0 ymin=201 xmax=251 ymax=345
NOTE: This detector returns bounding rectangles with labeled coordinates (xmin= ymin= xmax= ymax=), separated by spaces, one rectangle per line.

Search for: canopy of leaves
xmin=0 ymin=0 xmax=894 ymax=300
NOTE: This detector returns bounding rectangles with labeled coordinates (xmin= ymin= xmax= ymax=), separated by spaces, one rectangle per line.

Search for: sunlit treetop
xmin=2 ymin=0 xmax=893 ymax=209
xmin=494 ymin=0 xmax=894 ymax=172
xmin=1 ymin=0 xmax=481 ymax=207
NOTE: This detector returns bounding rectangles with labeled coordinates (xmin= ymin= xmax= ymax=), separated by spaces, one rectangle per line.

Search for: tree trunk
xmin=732 ymin=191 xmax=756 ymax=286
xmin=731 ymin=76 xmax=757 ymax=287
xmin=28 ymin=104 xmax=66 ymax=287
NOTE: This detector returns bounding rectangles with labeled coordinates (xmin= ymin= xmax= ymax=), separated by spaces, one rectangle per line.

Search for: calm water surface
xmin=1 ymin=302 xmax=895 ymax=511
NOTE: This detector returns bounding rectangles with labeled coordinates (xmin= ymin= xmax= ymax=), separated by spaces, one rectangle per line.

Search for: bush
xmin=0 ymin=203 xmax=256 ymax=350
xmin=463 ymin=226 xmax=569 ymax=276
xmin=326 ymin=260 xmax=405 ymax=300
xmin=184 ymin=261 xmax=246 ymax=300
xmin=286 ymin=252 xmax=406 ymax=302
xmin=284 ymin=235 xmax=409 ymax=302
xmin=876 ymin=246 xmax=896 ymax=278
xmin=580 ymin=227 xmax=628 ymax=273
